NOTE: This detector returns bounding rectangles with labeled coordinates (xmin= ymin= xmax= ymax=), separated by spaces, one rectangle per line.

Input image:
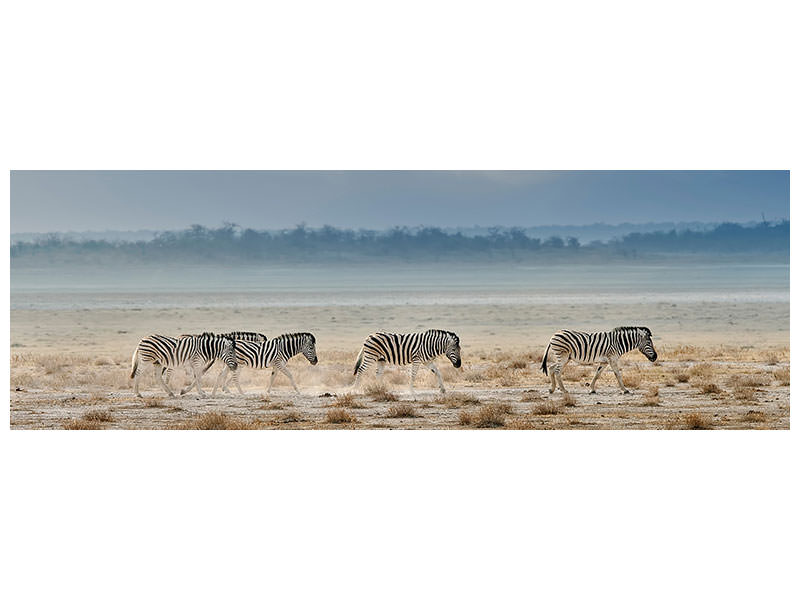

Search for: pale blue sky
xmin=10 ymin=170 xmax=789 ymax=232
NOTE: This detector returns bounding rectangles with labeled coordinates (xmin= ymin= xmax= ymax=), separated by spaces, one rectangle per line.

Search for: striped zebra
xmin=541 ymin=326 xmax=657 ymax=394
xmin=353 ymin=329 xmax=462 ymax=393
xmin=194 ymin=331 xmax=269 ymax=376
xmin=213 ymin=332 xmax=318 ymax=395
xmin=130 ymin=332 xmax=237 ymax=398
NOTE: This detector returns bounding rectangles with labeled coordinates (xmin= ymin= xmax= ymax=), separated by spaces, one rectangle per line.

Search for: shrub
xmin=684 ymin=413 xmax=712 ymax=430
xmin=326 ymin=408 xmax=356 ymax=424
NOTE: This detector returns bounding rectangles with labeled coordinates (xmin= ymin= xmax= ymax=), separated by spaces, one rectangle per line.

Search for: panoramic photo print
xmin=9 ymin=170 xmax=789 ymax=429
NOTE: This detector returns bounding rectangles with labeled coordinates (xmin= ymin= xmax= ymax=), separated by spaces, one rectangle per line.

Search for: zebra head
xmin=221 ymin=336 xmax=239 ymax=370
xmin=445 ymin=331 xmax=462 ymax=368
xmin=299 ymin=332 xmax=319 ymax=365
xmin=636 ymin=327 xmax=657 ymax=362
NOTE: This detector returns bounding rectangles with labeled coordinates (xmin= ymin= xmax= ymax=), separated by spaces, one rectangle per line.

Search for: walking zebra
xmin=541 ymin=326 xmax=657 ymax=394
xmin=130 ymin=332 xmax=238 ymax=398
xmin=352 ymin=329 xmax=462 ymax=393
xmin=213 ymin=332 xmax=318 ymax=395
xmin=194 ymin=331 xmax=269 ymax=377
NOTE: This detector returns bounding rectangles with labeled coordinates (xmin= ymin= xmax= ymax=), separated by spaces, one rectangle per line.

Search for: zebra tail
xmin=541 ymin=343 xmax=551 ymax=375
xmin=353 ymin=347 xmax=364 ymax=376
xmin=130 ymin=347 xmax=139 ymax=379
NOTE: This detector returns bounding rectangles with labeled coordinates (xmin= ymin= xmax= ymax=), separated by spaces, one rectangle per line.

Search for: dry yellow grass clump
xmin=386 ymin=404 xmax=417 ymax=418
xmin=684 ymin=413 xmax=713 ymax=430
xmin=362 ymin=383 xmax=399 ymax=403
xmin=459 ymin=403 xmax=512 ymax=428
xmin=326 ymin=408 xmax=356 ymax=424
xmin=439 ymin=392 xmax=480 ymax=408
xmin=532 ymin=401 xmax=562 ymax=415
xmin=773 ymin=367 xmax=790 ymax=386
xmin=329 ymin=393 xmax=365 ymax=409
xmin=175 ymin=412 xmax=261 ymax=430
xmin=63 ymin=410 xmax=115 ymax=429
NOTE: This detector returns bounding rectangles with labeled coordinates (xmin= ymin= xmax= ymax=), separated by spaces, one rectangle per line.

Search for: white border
xmin=2 ymin=2 xmax=796 ymax=599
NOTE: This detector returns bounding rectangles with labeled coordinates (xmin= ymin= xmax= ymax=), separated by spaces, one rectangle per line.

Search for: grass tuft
xmin=386 ymin=404 xmax=417 ymax=418
xmin=773 ymin=367 xmax=789 ymax=386
xmin=176 ymin=412 xmax=260 ymax=430
xmin=363 ymin=383 xmax=399 ymax=402
xmin=532 ymin=401 xmax=562 ymax=415
xmin=684 ymin=413 xmax=713 ymax=430
xmin=326 ymin=408 xmax=356 ymax=424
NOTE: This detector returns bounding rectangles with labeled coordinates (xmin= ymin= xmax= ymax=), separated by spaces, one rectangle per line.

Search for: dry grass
xmin=696 ymin=382 xmax=722 ymax=395
xmin=460 ymin=404 xmax=509 ymax=428
xmin=684 ymin=413 xmax=713 ymax=430
xmin=673 ymin=369 xmax=691 ymax=384
xmin=330 ymin=393 xmax=366 ymax=409
xmin=63 ymin=417 xmax=105 ymax=430
xmin=622 ymin=370 xmax=642 ymax=389
xmin=386 ymin=404 xmax=417 ymax=418
xmin=363 ymin=383 xmax=399 ymax=403
xmin=640 ymin=387 xmax=660 ymax=406
xmin=733 ymin=387 xmax=757 ymax=402
xmin=742 ymin=410 xmax=767 ymax=423
xmin=507 ymin=359 xmax=529 ymax=370
xmin=520 ymin=390 xmax=542 ymax=402
xmin=773 ymin=367 xmax=790 ymax=386
xmin=142 ymin=397 xmax=166 ymax=408
xmin=689 ymin=363 xmax=714 ymax=379
xmin=175 ymin=412 xmax=261 ymax=430
xmin=439 ymin=392 xmax=480 ymax=408
xmin=532 ymin=401 xmax=562 ymax=415
xmin=272 ymin=410 xmax=305 ymax=424
xmin=83 ymin=409 xmax=113 ymax=422
xmin=326 ymin=408 xmax=356 ymax=424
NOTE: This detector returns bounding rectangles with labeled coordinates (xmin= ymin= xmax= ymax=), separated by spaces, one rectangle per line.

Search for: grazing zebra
xmin=541 ymin=326 xmax=657 ymax=395
xmin=130 ymin=332 xmax=237 ymax=398
xmin=353 ymin=329 xmax=462 ymax=393
xmin=213 ymin=332 xmax=318 ymax=395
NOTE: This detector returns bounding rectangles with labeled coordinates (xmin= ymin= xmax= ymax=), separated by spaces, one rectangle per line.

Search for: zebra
xmin=352 ymin=329 xmax=462 ymax=393
xmin=541 ymin=326 xmax=657 ymax=395
xmin=193 ymin=331 xmax=269 ymax=377
xmin=212 ymin=332 xmax=318 ymax=395
xmin=130 ymin=332 xmax=238 ymax=398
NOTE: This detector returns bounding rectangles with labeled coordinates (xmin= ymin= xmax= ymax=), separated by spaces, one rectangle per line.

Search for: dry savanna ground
xmin=10 ymin=345 xmax=789 ymax=430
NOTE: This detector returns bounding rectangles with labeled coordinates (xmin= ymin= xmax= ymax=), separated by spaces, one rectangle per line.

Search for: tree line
xmin=10 ymin=220 xmax=788 ymax=264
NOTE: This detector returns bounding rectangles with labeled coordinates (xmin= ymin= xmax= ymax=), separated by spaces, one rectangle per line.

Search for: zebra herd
xmin=129 ymin=326 xmax=658 ymax=398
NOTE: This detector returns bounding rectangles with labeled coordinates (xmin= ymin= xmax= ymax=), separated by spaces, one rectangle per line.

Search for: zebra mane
xmin=179 ymin=331 xmax=218 ymax=338
xmin=275 ymin=332 xmax=316 ymax=343
xmin=427 ymin=329 xmax=460 ymax=344
xmin=225 ymin=331 xmax=268 ymax=341
xmin=613 ymin=326 xmax=652 ymax=336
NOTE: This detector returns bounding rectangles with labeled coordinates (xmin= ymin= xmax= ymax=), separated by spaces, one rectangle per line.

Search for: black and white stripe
xmin=352 ymin=329 xmax=462 ymax=393
xmin=130 ymin=332 xmax=237 ymax=398
xmin=214 ymin=332 xmax=318 ymax=395
xmin=541 ymin=326 xmax=657 ymax=394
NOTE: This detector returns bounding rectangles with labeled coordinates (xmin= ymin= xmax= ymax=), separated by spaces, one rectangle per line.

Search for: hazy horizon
xmin=10 ymin=170 xmax=789 ymax=233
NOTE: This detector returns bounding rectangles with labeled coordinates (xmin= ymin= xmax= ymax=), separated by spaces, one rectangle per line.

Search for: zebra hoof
xmin=623 ymin=390 xmax=631 ymax=395
xmin=589 ymin=390 xmax=596 ymax=394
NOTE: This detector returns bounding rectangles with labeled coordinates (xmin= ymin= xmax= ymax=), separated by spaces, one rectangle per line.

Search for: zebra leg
xmin=553 ymin=357 xmax=569 ymax=394
xmin=409 ymin=361 xmax=421 ymax=394
xmin=548 ymin=367 xmax=556 ymax=394
xmin=427 ymin=362 xmax=446 ymax=393
xmin=589 ymin=364 xmax=606 ymax=394
xmin=190 ymin=361 xmax=206 ymax=398
xmin=155 ymin=364 xmax=176 ymax=397
xmin=233 ymin=369 xmax=245 ymax=396
xmin=279 ymin=363 xmax=300 ymax=393
xmin=376 ymin=362 xmax=385 ymax=382
xmin=267 ymin=368 xmax=278 ymax=393
xmin=608 ymin=359 xmax=629 ymax=394
xmin=352 ymin=355 xmax=375 ymax=389
xmin=133 ymin=363 xmax=142 ymax=397
xmin=212 ymin=366 xmax=228 ymax=396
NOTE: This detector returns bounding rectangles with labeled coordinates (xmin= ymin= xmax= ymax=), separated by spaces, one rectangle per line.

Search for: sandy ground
xmin=9 ymin=317 xmax=790 ymax=429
